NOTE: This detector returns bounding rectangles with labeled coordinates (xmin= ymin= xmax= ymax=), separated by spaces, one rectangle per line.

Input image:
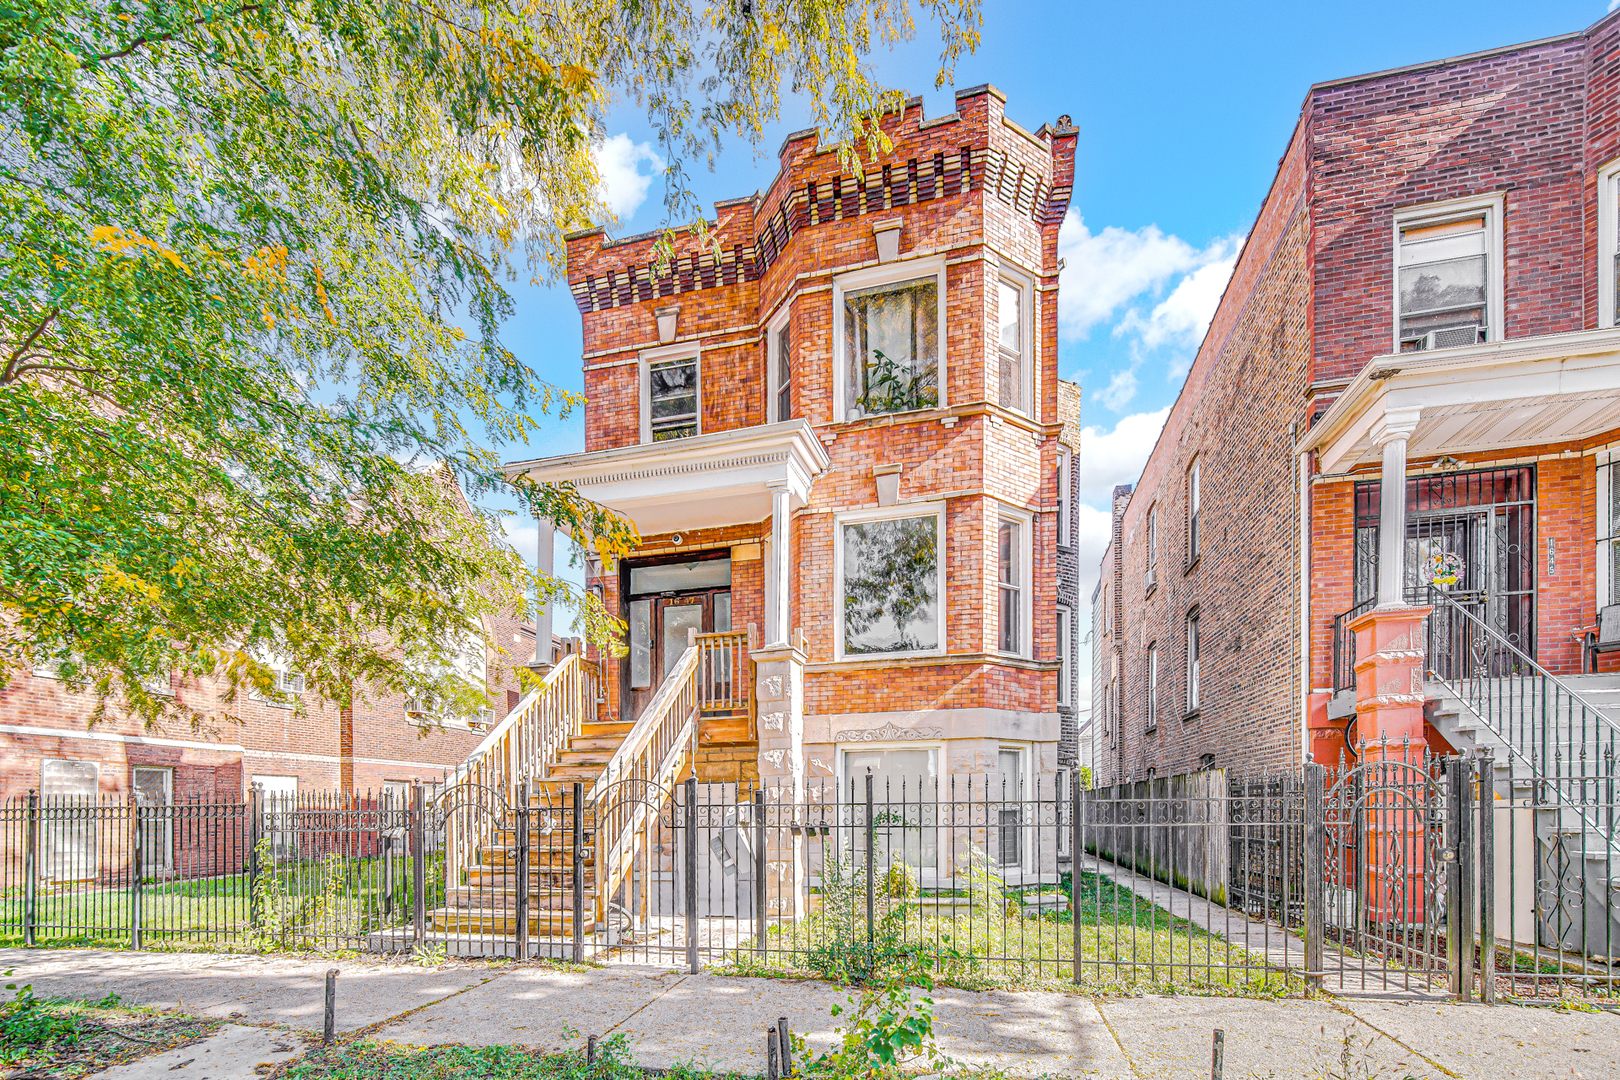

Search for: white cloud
xmin=1095 ymin=368 xmax=1138 ymax=412
xmin=594 ymin=134 xmax=663 ymax=221
xmin=1057 ymin=211 xmax=1204 ymax=340
xmin=1077 ymin=407 xmax=1171 ymax=506
xmin=1115 ymin=245 xmax=1241 ymax=352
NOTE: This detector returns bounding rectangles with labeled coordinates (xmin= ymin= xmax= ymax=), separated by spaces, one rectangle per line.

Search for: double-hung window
xmin=1057 ymin=607 xmax=1072 ymax=707
xmin=1146 ymin=643 xmax=1159 ymax=730
xmin=1393 ymin=196 xmax=1501 ymax=352
xmin=997 ymin=274 xmax=1031 ymax=413
xmin=1601 ymin=161 xmax=1620 ymax=328
xmin=1186 ymin=460 xmax=1201 ymax=567
xmin=1185 ymin=608 xmax=1201 ymax=715
xmin=997 ymin=515 xmax=1027 ymax=655
xmin=647 ymin=354 xmax=699 ymax=441
xmin=837 ymin=508 xmax=944 ymax=658
xmin=1145 ymin=505 xmax=1158 ymax=590
xmin=768 ymin=318 xmax=792 ymax=422
xmin=837 ymin=263 xmax=943 ymax=421
xmin=1056 ymin=450 xmax=1072 ymax=548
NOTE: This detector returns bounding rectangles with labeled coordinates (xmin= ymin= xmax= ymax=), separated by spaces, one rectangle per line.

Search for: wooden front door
xmin=627 ymin=589 xmax=731 ymax=721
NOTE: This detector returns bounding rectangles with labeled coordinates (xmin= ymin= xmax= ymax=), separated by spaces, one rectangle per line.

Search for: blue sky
xmin=498 ymin=0 xmax=1609 ymax=695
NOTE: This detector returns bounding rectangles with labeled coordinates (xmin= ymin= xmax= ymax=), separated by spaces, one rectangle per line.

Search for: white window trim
xmin=132 ymin=765 xmax=174 ymax=870
xmin=996 ymin=265 xmax=1034 ymax=415
xmin=1145 ymin=504 xmax=1158 ymax=589
xmin=1601 ymin=161 xmax=1620 ymax=329
xmin=831 ymin=256 xmax=948 ymax=423
xmin=1187 ymin=459 xmax=1201 ymax=566
xmin=765 ymin=306 xmax=791 ymax=425
xmin=639 ymin=341 xmax=702 ymax=445
xmin=1599 ymin=450 xmax=1620 ymax=610
xmin=995 ymin=504 xmax=1033 ymax=659
xmin=1390 ymin=192 xmax=1505 ymax=353
xmin=1056 ymin=449 xmax=1072 ymax=549
xmin=1185 ymin=608 xmax=1201 ymax=715
xmin=835 ymin=741 xmax=947 ymax=792
xmin=993 ymin=743 xmax=1033 ymax=873
xmin=1146 ymin=641 xmax=1159 ymax=730
xmin=833 ymin=502 xmax=948 ymax=662
xmin=1057 ymin=605 xmax=1072 ymax=707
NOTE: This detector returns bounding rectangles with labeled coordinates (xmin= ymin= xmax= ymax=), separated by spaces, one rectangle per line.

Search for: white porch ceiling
xmin=1304 ymin=328 xmax=1620 ymax=472
xmin=503 ymin=419 xmax=830 ymax=537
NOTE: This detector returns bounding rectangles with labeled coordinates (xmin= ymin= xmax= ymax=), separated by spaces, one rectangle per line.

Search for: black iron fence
xmin=3 ymin=762 xmax=1616 ymax=1001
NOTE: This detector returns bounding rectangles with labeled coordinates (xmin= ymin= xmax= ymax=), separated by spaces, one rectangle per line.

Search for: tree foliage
xmin=0 ymin=0 xmax=979 ymax=726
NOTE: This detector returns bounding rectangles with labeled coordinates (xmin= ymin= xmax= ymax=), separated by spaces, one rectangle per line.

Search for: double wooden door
xmin=627 ymin=589 xmax=731 ymax=720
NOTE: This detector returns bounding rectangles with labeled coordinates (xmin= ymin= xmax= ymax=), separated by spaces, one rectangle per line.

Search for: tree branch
xmin=2 ymin=308 xmax=57 ymax=384
xmin=90 ymin=5 xmax=262 ymax=64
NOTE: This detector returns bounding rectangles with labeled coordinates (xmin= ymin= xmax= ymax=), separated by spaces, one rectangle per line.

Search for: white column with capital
xmin=766 ymin=481 xmax=792 ymax=646
xmin=1371 ymin=408 xmax=1422 ymax=607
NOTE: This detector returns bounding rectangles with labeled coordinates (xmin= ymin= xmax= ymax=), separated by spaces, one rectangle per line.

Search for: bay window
xmin=836 ymin=263 xmax=944 ymax=421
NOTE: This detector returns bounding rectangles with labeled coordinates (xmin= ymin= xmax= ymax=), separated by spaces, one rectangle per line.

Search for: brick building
xmin=1 ymin=501 xmax=546 ymax=811
xmin=507 ymin=86 xmax=1083 ymax=811
xmin=1092 ymin=9 xmax=1620 ymax=787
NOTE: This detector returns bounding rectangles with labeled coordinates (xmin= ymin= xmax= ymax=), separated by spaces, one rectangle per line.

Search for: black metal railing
xmin=1332 ymin=596 xmax=1377 ymax=694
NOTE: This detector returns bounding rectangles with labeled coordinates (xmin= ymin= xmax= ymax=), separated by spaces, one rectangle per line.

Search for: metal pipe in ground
xmin=323 ymin=969 xmax=338 ymax=1045
xmin=1210 ymin=1028 xmax=1224 ymax=1080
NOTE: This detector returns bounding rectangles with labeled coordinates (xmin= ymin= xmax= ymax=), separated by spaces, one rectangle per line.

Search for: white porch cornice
xmin=503 ymin=420 xmax=830 ymax=536
xmin=1302 ymin=328 xmax=1620 ymax=472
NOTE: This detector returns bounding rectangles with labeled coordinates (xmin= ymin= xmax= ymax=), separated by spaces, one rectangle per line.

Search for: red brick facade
xmin=1094 ymin=10 xmax=1620 ymax=785
xmin=559 ymin=87 xmax=1082 ymax=781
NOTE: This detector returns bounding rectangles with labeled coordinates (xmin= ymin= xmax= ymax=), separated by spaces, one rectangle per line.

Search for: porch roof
xmin=1302 ymin=327 xmax=1620 ymax=472
xmin=503 ymin=419 xmax=829 ymax=536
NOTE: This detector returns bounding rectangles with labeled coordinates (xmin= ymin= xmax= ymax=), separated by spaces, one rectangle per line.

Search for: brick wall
xmin=571 ymin=89 xmax=1079 ymax=772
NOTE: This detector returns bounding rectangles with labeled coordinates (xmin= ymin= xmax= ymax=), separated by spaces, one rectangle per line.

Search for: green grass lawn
xmin=722 ymin=871 xmax=1299 ymax=997
xmin=281 ymin=1034 xmax=749 ymax=1080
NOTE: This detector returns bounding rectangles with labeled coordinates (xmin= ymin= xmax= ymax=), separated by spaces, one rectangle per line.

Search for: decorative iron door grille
xmin=1353 ymin=466 xmax=1536 ymax=677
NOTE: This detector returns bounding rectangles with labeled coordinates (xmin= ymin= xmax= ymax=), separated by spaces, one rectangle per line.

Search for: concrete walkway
xmin=4 ymin=948 xmax=1616 ymax=1079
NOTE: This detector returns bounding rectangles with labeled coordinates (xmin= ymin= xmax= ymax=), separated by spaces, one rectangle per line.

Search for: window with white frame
xmin=133 ymin=766 xmax=173 ymax=871
xmin=768 ymin=317 xmax=793 ymax=423
xmin=993 ymin=746 xmax=1027 ymax=868
xmin=1185 ymin=608 xmax=1201 ymax=714
xmin=837 ymin=264 xmax=942 ymax=421
xmin=996 ymin=274 xmax=1031 ymax=413
xmin=1056 ymin=449 xmax=1072 ymax=548
xmin=1599 ymin=457 xmax=1620 ymax=608
xmin=1100 ymin=582 xmax=1110 ymax=636
xmin=841 ymin=745 xmax=939 ymax=872
xmin=838 ymin=508 xmax=943 ymax=657
xmin=1145 ymin=504 xmax=1158 ymax=590
xmin=1394 ymin=197 xmax=1501 ymax=352
xmin=1186 ymin=459 xmax=1201 ymax=566
xmin=405 ymin=623 xmax=492 ymax=729
xmin=996 ymin=514 xmax=1028 ymax=656
xmin=42 ymin=759 xmax=99 ymax=880
xmin=1146 ymin=642 xmax=1158 ymax=730
xmin=1057 ymin=607 xmax=1072 ymax=706
xmin=248 ymin=647 xmax=305 ymax=709
xmin=647 ymin=354 xmax=698 ymax=441
xmin=1601 ymin=162 xmax=1620 ymax=328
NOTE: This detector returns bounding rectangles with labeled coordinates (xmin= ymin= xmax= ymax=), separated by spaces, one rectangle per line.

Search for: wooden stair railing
xmin=589 ymin=642 xmax=701 ymax=924
xmin=696 ymin=628 xmax=754 ymax=720
xmin=439 ymin=653 xmax=601 ymax=895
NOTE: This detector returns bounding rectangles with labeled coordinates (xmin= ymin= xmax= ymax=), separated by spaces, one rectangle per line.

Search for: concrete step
xmin=426 ymin=907 xmax=595 ymax=935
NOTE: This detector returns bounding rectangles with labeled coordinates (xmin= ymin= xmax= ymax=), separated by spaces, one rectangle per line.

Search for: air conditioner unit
xmin=1410 ymin=325 xmax=1486 ymax=351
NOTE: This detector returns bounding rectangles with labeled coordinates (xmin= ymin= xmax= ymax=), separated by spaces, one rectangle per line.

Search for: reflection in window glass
xmin=841 ymin=515 xmax=939 ymax=654
xmin=998 ymin=519 xmax=1021 ymax=654
xmin=775 ymin=323 xmax=792 ymax=422
xmin=843 ymin=277 xmax=938 ymax=419
xmin=997 ymin=279 xmax=1024 ymax=411
xmin=1398 ymin=217 xmax=1488 ymax=351
xmin=843 ymin=747 xmax=938 ymax=872
xmin=649 ymin=357 xmax=698 ymax=440
xmin=629 ymin=558 xmax=731 ymax=595
xmin=628 ymin=599 xmax=652 ymax=689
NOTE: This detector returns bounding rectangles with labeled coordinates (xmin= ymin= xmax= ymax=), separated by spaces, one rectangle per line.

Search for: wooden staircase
xmin=423 ymin=631 xmax=752 ymax=952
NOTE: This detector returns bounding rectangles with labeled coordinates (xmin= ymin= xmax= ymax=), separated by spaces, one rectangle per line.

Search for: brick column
xmin=752 ymin=642 xmax=805 ymax=920
xmin=1348 ymin=603 xmax=1431 ymax=924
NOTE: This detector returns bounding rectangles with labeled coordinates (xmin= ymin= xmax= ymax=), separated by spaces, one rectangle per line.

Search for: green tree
xmin=0 ymin=0 xmax=981 ymax=726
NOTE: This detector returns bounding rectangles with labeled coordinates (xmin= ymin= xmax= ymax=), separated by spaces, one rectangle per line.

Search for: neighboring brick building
xmin=1092 ymin=9 xmax=1620 ymax=786
xmin=509 ymin=87 xmax=1081 ymax=809
xmin=0 ymin=495 xmax=546 ymax=807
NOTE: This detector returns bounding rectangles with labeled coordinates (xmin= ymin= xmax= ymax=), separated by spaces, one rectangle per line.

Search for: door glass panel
xmin=662 ymin=604 xmax=704 ymax=677
xmin=628 ymin=599 xmax=653 ymax=689
xmin=630 ymin=559 xmax=731 ymax=594
xmin=713 ymin=593 xmax=732 ymax=633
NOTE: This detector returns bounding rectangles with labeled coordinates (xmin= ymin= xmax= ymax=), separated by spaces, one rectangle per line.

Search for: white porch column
xmin=534 ymin=517 xmax=554 ymax=668
xmin=1371 ymin=408 xmax=1422 ymax=607
xmin=767 ymin=481 xmax=792 ymax=647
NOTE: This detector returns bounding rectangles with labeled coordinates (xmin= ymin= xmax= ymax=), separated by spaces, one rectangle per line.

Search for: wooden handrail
xmin=696 ymin=629 xmax=753 ymax=714
xmin=590 ymin=644 xmax=701 ymax=922
xmin=439 ymin=653 xmax=600 ymax=895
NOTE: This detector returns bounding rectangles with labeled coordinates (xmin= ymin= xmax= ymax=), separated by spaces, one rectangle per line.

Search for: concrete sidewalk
xmin=4 ymin=949 xmax=1615 ymax=1079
